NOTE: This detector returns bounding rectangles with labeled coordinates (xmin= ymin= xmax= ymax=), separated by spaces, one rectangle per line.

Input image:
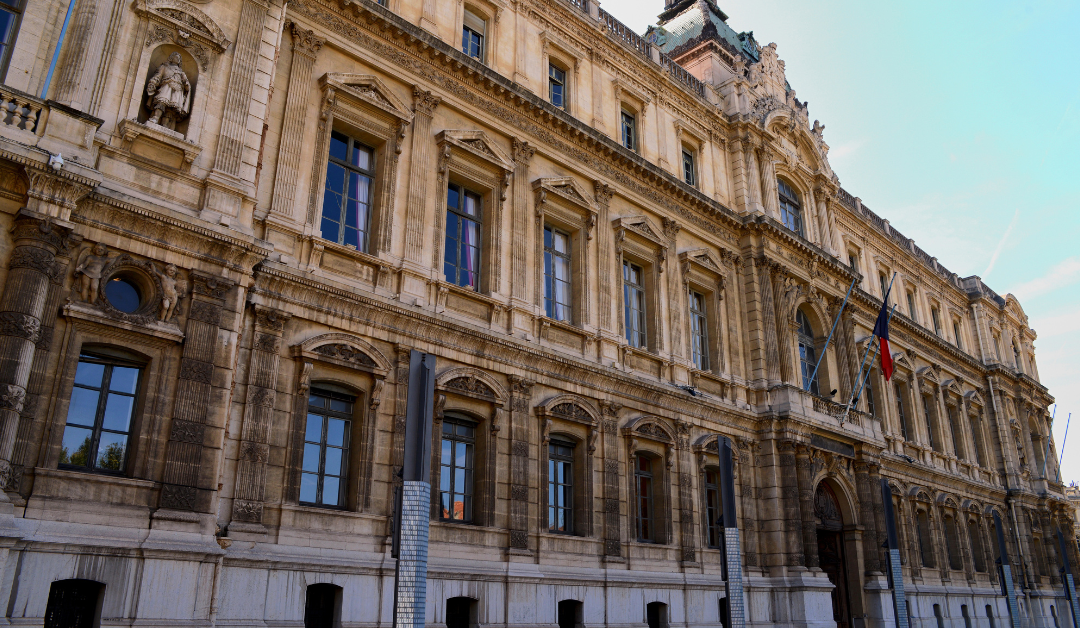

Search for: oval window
xmin=105 ymin=277 xmax=141 ymax=313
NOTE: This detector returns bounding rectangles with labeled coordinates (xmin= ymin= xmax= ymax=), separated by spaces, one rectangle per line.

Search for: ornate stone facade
xmin=0 ymin=0 xmax=1066 ymax=626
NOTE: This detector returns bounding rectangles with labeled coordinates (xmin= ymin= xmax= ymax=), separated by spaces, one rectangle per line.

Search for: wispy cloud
xmin=982 ymin=207 xmax=1020 ymax=278
xmin=1010 ymin=256 xmax=1080 ymax=302
xmin=829 ymin=138 xmax=867 ymax=160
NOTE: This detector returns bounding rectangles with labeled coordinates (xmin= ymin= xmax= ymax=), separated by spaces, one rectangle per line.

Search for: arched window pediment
xmin=295 ymin=333 xmax=392 ymax=377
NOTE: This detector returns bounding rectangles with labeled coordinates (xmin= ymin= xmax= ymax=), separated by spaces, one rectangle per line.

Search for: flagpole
xmin=1043 ymin=405 xmax=1056 ymax=481
xmin=840 ymin=273 xmax=897 ymax=423
xmin=1059 ymin=412 xmax=1073 ymax=484
xmin=842 ymin=305 xmax=895 ymax=423
xmin=806 ymin=274 xmax=859 ymax=393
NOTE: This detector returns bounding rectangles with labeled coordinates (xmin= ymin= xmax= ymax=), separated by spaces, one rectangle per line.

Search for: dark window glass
xmin=777 ymin=179 xmax=803 ymax=237
xmin=796 ymin=310 xmax=819 ymax=395
xmin=300 ymin=389 xmax=353 ymax=507
xmin=445 ymin=183 xmax=482 ymax=289
xmin=689 ymin=290 xmax=709 ymax=371
xmin=544 ymin=226 xmax=572 ymax=321
xmin=441 ymin=418 xmax=475 ymax=522
xmin=548 ymin=441 xmax=574 ymax=533
xmin=462 ymin=10 xmax=485 ymax=60
xmin=305 ymin=584 xmax=342 ymax=628
xmin=969 ymin=519 xmax=986 ymax=572
xmin=970 ymin=414 xmax=985 ymax=467
xmin=954 ymin=322 xmax=963 ymax=350
xmin=45 ymin=579 xmax=104 ymax=628
xmin=932 ymin=308 xmax=942 ymax=336
xmin=922 ymin=394 xmax=938 ymax=452
xmin=907 ymin=292 xmax=918 ymax=322
xmin=864 ymin=373 xmax=877 ymax=417
xmin=104 ymin=277 xmax=141 ymax=313
xmin=621 ymin=110 xmax=636 ymax=151
xmin=896 ymin=384 xmax=910 ymax=441
xmin=623 ymin=261 xmax=647 ymax=348
xmin=635 ymin=455 xmax=654 ymax=542
xmin=917 ymin=509 xmax=934 ymax=567
xmin=946 ymin=516 xmax=963 ymax=570
xmin=704 ymin=469 xmax=721 ymax=549
xmin=849 ymin=253 xmax=859 ymax=271
xmin=321 ymin=131 xmax=374 ymax=251
xmin=60 ymin=354 xmax=141 ymax=473
xmin=549 ymin=64 xmax=566 ymax=109
xmin=879 ymin=274 xmax=889 ymax=301
xmin=0 ymin=0 xmax=21 ymax=81
xmin=682 ymin=149 xmax=696 ymax=187
xmin=947 ymin=405 xmax=965 ymax=460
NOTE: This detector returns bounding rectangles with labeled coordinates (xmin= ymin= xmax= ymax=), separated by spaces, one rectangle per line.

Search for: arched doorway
xmin=815 ymin=482 xmax=851 ymax=628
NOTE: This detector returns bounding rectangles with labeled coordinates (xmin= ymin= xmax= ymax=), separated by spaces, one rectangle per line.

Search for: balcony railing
xmin=599 ymin=8 xmax=651 ymax=59
xmin=563 ymin=0 xmax=588 ymax=13
xmin=659 ymin=51 xmax=706 ymax=98
xmin=0 ymin=86 xmax=46 ymax=135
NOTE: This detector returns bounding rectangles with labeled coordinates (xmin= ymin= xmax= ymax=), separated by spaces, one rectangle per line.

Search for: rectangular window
xmin=623 ymin=261 xmax=647 ymax=348
xmin=549 ymin=63 xmax=566 ymax=109
xmin=635 ymin=455 xmax=654 ymax=542
xmin=300 ymin=390 xmax=353 ymax=507
xmin=849 ymin=254 xmax=859 ymax=271
xmin=544 ymin=225 xmax=572 ymax=322
xmin=879 ymin=274 xmax=889 ymax=301
xmin=689 ymin=290 xmax=709 ymax=371
xmin=621 ymin=110 xmax=637 ymax=151
xmin=321 ymin=131 xmax=374 ymax=252
xmin=954 ymin=321 xmax=964 ymax=350
xmin=462 ymin=9 xmax=485 ymax=61
xmin=704 ymin=469 xmax=721 ymax=549
xmin=922 ymin=394 xmax=938 ymax=451
xmin=865 ymin=375 xmax=876 ymax=417
xmin=896 ymin=383 xmax=910 ymax=441
xmin=932 ymin=307 xmax=942 ymax=336
xmin=907 ymin=292 xmax=917 ymax=322
xmin=970 ymin=415 xmax=986 ymax=467
xmin=682 ymin=148 xmax=696 ymax=187
xmin=0 ymin=0 xmax=22 ymax=80
xmin=440 ymin=419 xmax=475 ymax=522
xmin=444 ymin=183 xmax=482 ymax=289
xmin=947 ymin=405 xmax=965 ymax=460
xmin=548 ymin=441 xmax=574 ymax=533
xmin=59 ymin=353 xmax=141 ymax=473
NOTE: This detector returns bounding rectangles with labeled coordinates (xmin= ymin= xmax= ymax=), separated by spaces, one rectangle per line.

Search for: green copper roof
xmin=646 ymin=0 xmax=759 ymax=62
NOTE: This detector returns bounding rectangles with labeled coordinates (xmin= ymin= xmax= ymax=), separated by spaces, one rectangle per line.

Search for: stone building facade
xmin=0 ymin=0 xmax=1069 ymax=627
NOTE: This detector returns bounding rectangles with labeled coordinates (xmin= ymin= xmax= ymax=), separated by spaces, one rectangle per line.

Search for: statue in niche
xmin=145 ymin=52 xmax=191 ymax=130
xmin=74 ymin=243 xmax=110 ymax=305
xmin=152 ymin=262 xmax=186 ymax=322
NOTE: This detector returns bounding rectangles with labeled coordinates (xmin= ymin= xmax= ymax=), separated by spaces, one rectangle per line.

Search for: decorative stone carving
xmin=0 ymin=313 xmax=41 ymax=343
xmin=74 ymin=244 xmax=110 ymax=305
xmin=445 ymin=375 xmax=496 ymax=399
xmin=152 ymin=263 xmax=186 ymax=321
xmin=146 ymin=52 xmax=192 ymax=130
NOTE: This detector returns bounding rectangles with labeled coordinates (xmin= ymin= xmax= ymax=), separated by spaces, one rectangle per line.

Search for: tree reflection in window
xmin=59 ymin=353 xmax=141 ymax=473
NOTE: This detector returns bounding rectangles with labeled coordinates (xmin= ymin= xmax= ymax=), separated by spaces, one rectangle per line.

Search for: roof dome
xmin=646 ymin=0 xmax=759 ymax=62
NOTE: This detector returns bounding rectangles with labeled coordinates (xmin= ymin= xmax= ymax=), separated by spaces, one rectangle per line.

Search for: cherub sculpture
xmin=74 ymin=243 xmax=110 ymax=304
xmin=152 ymin=262 xmax=187 ymax=322
xmin=146 ymin=52 xmax=191 ymax=130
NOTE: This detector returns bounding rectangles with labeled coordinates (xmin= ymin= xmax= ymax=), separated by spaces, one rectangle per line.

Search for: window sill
xmin=309 ymin=237 xmax=392 ymax=288
xmin=435 ymin=280 xmax=507 ymax=330
xmin=538 ymin=316 xmax=593 ymax=355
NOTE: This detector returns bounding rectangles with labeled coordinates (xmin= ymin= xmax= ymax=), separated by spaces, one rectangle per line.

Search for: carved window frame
xmin=612 ymin=79 xmax=650 ymax=154
xmin=679 ymin=250 xmax=728 ymax=377
xmin=540 ymin=31 xmax=582 ymax=115
xmin=430 ymin=367 xmax=508 ymax=527
xmin=433 ymin=130 xmax=515 ymax=299
xmin=457 ymin=0 xmax=505 ymax=67
xmin=44 ymin=324 xmax=178 ymax=485
xmin=536 ymin=395 xmax=599 ymax=538
xmin=693 ymin=436 xmax=722 ymax=551
xmin=307 ymin=73 xmax=413 ymax=261
xmin=613 ymin=216 xmax=668 ymax=355
xmin=285 ymin=334 xmax=391 ymax=512
xmin=533 ymin=177 xmax=597 ymax=329
xmin=673 ymin=121 xmax=704 ymax=189
xmin=622 ymin=416 xmax=675 ymax=545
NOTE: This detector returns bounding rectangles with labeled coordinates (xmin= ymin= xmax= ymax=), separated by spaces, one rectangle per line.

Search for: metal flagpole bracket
xmin=880 ymin=478 xmax=909 ymax=628
xmin=718 ymin=435 xmax=744 ymax=628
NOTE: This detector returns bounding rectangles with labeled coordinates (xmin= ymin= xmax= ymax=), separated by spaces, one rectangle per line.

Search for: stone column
xmin=403 ymin=88 xmax=442 ymax=268
xmin=772 ymin=270 xmax=799 ymax=386
xmin=833 ymin=301 xmax=857 ymax=402
xmin=0 ymin=214 xmax=73 ymax=498
xmin=269 ymin=23 xmax=324 ymax=219
xmin=600 ymin=401 xmax=623 ymax=560
xmin=729 ymin=137 xmax=749 ymax=213
xmin=759 ymin=147 xmax=780 ymax=221
xmin=744 ymin=139 xmax=763 ymax=213
xmin=211 ymin=0 xmax=269 ymax=179
xmin=159 ymin=273 xmax=235 ymax=515
xmin=675 ymin=421 xmax=695 ymax=564
xmin=854 ymin=460 xmax=881 ymax=573
xmin=508 ymin=376 xmax=533 ymax=551
xmin=510 ymin=140 xmax=535 ymax=305
xmin=51 ymin=0 xmax=107 ymax=109
xmin=737 ymin=439 xmax=760 ymax=569
xmin=595 ymin=182 xmax=615 ymax=334
xmin=230 ymin=305 xmax=290 ymax=531
xmin=757 ymin=259 xmax=782 ymax=385
xmin=795 ymin=444 xmax=818 ymax=568
xmin=814 ymin=189 xmax=837 ymax=256
xmin=778 ymin=441 xmax=805 ymax=567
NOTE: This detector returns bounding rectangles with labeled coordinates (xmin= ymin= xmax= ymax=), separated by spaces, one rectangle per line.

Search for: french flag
xmin=874 ymin=294 xmax=894 ymax=381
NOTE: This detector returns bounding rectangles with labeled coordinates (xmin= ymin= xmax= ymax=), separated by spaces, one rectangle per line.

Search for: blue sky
xmin=614 ymin=1 xmax=1080 ymax=482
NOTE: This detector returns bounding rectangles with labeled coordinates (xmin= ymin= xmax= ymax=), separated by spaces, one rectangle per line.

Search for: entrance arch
xmin=814 ymin=480 xmax=858 ymax=628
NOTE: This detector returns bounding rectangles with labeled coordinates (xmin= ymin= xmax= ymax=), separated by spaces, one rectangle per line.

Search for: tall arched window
xmin=796 ymin=309 xmax=819 ymax=395
xmin=777 ymin=179 xmax=804 ymax=237
xmin=916 ymin=508 xmax=935 ymax=568
xmin=968 ymin=517 xmax=987 ymax=572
